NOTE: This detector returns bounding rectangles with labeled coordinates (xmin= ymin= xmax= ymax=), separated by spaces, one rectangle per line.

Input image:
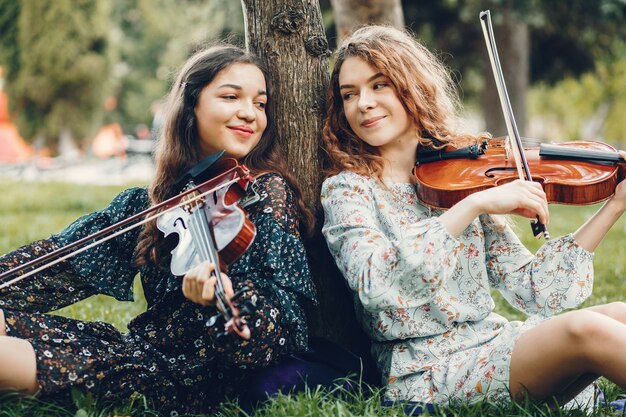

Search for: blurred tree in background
xmin=399 ymin=0 xmax=626 ymax=144
xmin=0 ymin=0 xmax=624 ymax=151
xmin=107 ymin=0 xmax=243 ymax=134
xmin=0 ymin=0 xmax=112 ymax=151
xmin=330 ymin=0 xmax=404 ymax=43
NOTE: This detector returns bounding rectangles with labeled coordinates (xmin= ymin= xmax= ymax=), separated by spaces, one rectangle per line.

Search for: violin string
xmin=188 ymin=200 xmax=229 ymax=316
xmin=0 ymin=176 xmax=244 ymax=289
xmin=197 ymin=206 xmax=229 ymax=310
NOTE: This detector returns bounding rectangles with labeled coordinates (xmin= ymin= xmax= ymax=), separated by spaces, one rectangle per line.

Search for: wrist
xmin=463 ymin=193 xmax=485 ymax=218
xmin=604 ymin=197 xmax=626 ymax=217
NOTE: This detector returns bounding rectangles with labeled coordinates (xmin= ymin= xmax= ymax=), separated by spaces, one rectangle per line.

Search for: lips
xmin=228 ymin=126 xmax=254 ymax=136
xmin=361 ymin=116 xmax=386 ymax=128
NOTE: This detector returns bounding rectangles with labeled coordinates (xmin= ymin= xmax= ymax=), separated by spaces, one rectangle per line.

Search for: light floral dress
xmin=321 ymin=171 xmax=595 ymax=406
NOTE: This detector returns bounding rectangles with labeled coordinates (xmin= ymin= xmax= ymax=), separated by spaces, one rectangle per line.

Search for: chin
xmin=224 ymin=150 xmax=248 ymax=160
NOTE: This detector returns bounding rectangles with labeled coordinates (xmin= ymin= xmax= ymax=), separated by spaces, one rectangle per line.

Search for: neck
xmin=380 ymin=140 xmax=419 ymax=184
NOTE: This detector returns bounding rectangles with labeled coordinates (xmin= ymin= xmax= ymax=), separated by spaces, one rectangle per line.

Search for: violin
xmin=413 ymin=11 xmax=626 ymax=240
xmin=0 ymin=152 xmax=257 ymax=339
xmin=413 ymin=137 xmax=626 ymax=210
xmin=158 ymin=155 xmax=256 ymax=339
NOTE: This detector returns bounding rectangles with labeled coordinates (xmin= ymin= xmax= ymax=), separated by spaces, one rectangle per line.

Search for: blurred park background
xmin=0 ymin=0 xmax=625 ymax=181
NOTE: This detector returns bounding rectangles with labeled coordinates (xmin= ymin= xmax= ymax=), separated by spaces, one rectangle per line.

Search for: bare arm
xmin=572 ymin=151 xmax=626 ymax=251
xmin=439 ymin=179 xmax=549 ymax=238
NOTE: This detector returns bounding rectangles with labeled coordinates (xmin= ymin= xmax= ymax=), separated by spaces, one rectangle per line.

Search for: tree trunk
xmin=241 ymin=0 xmax=372 ymax=359
xmin=482 ymin=6 xmax=529 ymax=137
xmin=330 ymin=0 xmax=404 ymax=43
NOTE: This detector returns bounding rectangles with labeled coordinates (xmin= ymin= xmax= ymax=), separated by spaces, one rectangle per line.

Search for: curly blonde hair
xmin=323 ymin=25 xmax=489 ymax=180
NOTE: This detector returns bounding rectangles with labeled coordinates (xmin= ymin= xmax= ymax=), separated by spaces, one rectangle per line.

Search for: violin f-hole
xmin=173 ymin=217 xmax=187 ymax=230
xmin=484 ymin=167 xmax=517 ymax=178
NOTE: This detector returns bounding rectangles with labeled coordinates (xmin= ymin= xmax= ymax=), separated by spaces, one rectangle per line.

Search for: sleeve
xmin=0 ymin=187 xmax=148 ymax=312
xmin=320 ymin=173 xmax=460 ymax=313
xmin=482 ymin=216 xmax=594 ymax=315
xmin=227 ymin=175 xmax=316 ymax=354
xmin=0 ymin=238 xmax=100 ymax=313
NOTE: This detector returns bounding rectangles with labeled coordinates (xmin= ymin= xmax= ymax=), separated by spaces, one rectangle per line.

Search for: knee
xmin=565 ymin=310 xmax=609 ymax=347
xmin=563 ymin=311 xmax=615 ymax=352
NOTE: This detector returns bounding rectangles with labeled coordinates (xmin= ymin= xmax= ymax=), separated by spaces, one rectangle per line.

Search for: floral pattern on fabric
xmin=0 ymin=173 xmax=315 ymax=415
xmin=321 ymin=171 xmax=594 ymax=405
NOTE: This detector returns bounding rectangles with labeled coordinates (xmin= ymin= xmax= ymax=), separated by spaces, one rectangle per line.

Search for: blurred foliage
xmin=107 ymin=0 xmax=244 ymax=134
xmin=400 ymin=0 xmax=626 ymax=100
xmin=529 ymin=45 xmax=626 ymax=146
xmin=0 ymin=0 xmax=243 ymax=148
xmin=2 ymin=0 xmax=113 ymax=148
xmin=0 ymin=0 xmax=624 ymax=149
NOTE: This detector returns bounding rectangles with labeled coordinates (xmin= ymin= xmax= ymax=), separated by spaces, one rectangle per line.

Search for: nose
xmin=358 ymin=89 xmax=376 ymax=112
xmin=237 ymin=100 xmax=256 ymax=121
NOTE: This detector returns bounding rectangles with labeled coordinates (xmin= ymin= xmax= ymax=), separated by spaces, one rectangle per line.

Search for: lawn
xmin=0 ymin=179 xmax=625 ymax=416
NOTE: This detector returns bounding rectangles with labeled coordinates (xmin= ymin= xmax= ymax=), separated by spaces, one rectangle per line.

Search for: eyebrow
xmin=339 ymin=72 xmax=385 ymax=90
xmin=218 ymin=83 xmax=267 ymax=95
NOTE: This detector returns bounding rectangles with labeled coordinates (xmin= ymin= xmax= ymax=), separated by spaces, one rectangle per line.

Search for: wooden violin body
xmin=414 ymin=139 xmax=625 ymax=210
xmin=157 ymin=160 xmax=256 ymax=276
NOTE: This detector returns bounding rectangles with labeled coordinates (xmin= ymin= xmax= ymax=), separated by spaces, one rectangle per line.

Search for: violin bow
xmin=0 ymin=168 xmax=248 ymax=290
xmin=480 ymin=10 xmax=550 ymax=239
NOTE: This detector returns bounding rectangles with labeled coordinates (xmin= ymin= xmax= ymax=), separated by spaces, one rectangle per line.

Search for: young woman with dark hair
xmin=0 ymin=44 xmax=316 ymax=414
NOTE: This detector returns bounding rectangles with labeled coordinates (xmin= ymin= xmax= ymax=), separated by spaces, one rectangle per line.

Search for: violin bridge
xmin=504 ymin=136 xmax=511 ymax=160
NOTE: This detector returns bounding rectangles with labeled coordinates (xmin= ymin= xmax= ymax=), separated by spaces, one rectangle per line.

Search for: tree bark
xmin=241 ymin=0 xmax=372 ymax=359
xmin=482 ymin=6 xmax=529 ymax=137
xmin=330 ymin=0 xmax=404 ymax=43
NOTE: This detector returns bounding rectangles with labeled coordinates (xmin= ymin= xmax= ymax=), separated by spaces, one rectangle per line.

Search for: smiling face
xmin=338 ymin=56 xmax=417 ymax=156
xmin=194 ymin=63 xmax=267 ymax=159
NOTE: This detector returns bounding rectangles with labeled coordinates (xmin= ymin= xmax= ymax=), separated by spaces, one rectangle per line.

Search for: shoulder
xmin=248 ymin=173 xmax=299 ymax=234
xmin=321 ymin=170 xmax=376 ymax=200
xmin=108 ymin=187 xmax=150 ymax=217
xmin=113 ymin=187 xmax=149 ymax=206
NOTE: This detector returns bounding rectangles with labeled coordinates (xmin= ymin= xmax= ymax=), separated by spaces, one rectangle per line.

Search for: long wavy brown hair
xmin=135 ymin=45 xmax=314 ymax=268
xmin=323 ymin=25 xmax=490 ymax=180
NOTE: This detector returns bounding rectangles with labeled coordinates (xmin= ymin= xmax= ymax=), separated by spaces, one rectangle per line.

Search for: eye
xmin=255 ymin=101 xmax=267 ymax=109
xmin=222 ymin=94 xmax=237 ymax=100
xmin=342 ymin=92 xmax=355 ymax=101
xmin=373 ymin=82 xmax=388 ymax=90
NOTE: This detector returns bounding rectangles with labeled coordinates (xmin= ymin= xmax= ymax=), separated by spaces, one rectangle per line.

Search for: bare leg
xmin=551 ymin=303 xmax=626 ymax=404
xmin=0 ymin=309 xmax=39 ymax=394
xmin=587 ymin=302 xmax=626 ymax=324
xmin=509 ymin=307 xmax=626 ymax=402
xmin=0 ymin=336 xmax=39 ymax=394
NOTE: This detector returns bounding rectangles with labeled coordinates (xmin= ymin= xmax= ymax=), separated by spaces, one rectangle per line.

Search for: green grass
xmin=1 ymin=180 xmax=626 ymax=416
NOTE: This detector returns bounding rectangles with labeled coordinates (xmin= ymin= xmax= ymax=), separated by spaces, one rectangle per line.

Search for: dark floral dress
xmin=0 ymin=173 xmax=316 ymax=415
